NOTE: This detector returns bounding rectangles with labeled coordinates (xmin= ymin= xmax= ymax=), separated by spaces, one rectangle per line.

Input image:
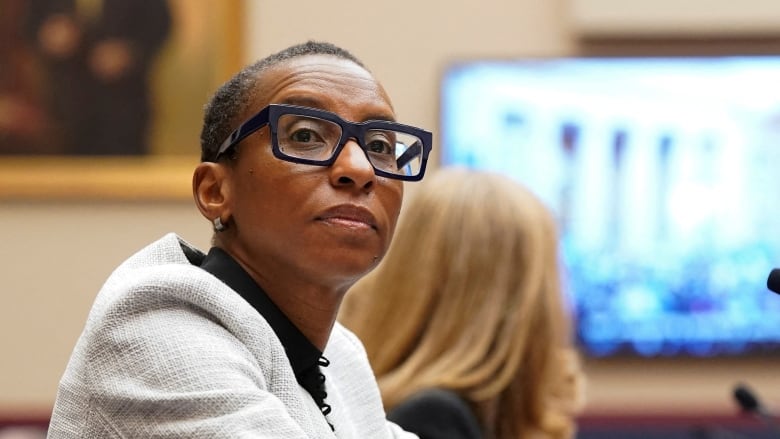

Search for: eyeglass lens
xmin=277 ymin=114 xmax=424 ymax=177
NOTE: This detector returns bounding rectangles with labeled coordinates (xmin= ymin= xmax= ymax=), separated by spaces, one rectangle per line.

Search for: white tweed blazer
xmin=47 ymin=233 xmax=416 ymax=439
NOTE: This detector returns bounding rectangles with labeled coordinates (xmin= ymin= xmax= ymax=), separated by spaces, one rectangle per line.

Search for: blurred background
xmin=3 ymin=0 xmax=780 ymax=437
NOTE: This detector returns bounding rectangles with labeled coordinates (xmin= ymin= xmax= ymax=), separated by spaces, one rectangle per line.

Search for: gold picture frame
xmin=0 ymin=0 xmax=243 ymax=200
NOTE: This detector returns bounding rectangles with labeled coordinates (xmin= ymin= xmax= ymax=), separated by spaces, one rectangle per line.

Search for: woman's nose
xmin=329 ymin=139 xmax=376 ymax=189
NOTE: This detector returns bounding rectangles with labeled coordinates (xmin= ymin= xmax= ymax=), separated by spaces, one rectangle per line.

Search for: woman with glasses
xmin=341 ymin=167 xmax=586 ymax=439
xmin=47 ymin=41 xmax=431 ymax=438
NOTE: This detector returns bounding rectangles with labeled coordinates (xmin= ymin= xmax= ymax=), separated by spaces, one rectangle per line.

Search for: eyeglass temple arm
xmin=215 ymin=107 xmax=271 ymax=159
xmin=396 ymin=141 xmax=423 ymax=169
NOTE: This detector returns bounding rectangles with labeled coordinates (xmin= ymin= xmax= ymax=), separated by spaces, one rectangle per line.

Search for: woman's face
xmin=222 ymin=55 xmax=404 ymax=292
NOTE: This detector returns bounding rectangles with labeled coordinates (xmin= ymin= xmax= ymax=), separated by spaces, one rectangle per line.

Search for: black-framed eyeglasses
xmin=212 ymin=104 xmax=433 ymax=181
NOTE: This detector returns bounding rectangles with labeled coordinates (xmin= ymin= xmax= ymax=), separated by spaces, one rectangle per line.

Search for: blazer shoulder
xmin=388 ymin=388 xmax=482 ymax=439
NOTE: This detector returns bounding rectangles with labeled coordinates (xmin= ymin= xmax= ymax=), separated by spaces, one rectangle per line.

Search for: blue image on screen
xmin=440 ymin=56 xmax=780 ymax=357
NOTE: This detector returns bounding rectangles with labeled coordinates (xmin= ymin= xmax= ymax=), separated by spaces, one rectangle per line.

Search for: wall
xmin=0 ymin=200 xmax=210 ymax=419
xmin=2 ymin=0 xmax=779 ymax=425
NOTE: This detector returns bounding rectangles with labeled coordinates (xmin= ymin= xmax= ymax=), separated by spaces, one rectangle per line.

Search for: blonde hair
xmin=341 ymin=167 xmax=585 ymax=439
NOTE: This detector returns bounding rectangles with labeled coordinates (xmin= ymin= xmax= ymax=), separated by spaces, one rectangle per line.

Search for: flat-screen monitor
xmin=440 ymin=56 xmax=780 ymax=357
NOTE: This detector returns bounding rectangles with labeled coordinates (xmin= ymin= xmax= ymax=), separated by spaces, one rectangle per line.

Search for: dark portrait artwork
xmin=20 ymin=0 xmax=172 ymax=156
xmin=1 ymin=0 xmax=240 ymax=158
xmin=1 ymin=0 xmax=258 ymax=160
xmin=0 ymin=0 xmax=241 ymax=200
xmin=0 ymin=0 xmax=54 ymax=154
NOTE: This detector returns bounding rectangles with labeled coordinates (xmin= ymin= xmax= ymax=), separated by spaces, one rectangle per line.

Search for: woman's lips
xmin=316 ymin=205 xmax=378 ymax=230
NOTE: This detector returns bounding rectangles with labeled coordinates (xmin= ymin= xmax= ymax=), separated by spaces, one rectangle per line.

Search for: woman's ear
xmin=192 ymin=162 xmax=231 ymax=224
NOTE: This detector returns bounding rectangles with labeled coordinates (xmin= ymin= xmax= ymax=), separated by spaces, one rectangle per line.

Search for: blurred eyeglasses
xmin=213 ymin=104 xmax=432 ymax=181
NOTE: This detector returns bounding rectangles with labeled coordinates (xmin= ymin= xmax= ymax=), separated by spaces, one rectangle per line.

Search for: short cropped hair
xmin=199 ymin=41 xmax=366 ymax=162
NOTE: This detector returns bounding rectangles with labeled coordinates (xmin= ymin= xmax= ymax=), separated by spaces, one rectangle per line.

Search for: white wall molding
xmin=569 ymin=0 xmax=780 ymax=38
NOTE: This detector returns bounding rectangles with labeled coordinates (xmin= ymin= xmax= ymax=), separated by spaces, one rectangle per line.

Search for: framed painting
xmin=0 ymin=0 xmax=243 ymax=200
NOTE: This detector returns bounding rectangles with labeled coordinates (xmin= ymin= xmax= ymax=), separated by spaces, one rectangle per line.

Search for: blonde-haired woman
xmin=340 ymin=167 xmax=586 ymax=439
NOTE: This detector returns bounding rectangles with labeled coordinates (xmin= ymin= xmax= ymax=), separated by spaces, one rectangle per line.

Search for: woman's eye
xmin=291 ymin=129 xmax=315 ymax=143
xmin=366 ymin=140 xmax=392 ymax=154
xmin=365 ymin=129 xmax=398 ymax=155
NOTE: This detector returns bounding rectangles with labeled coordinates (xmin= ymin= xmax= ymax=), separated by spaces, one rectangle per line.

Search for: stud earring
xmin=213 ymin=217 xmax=226 ymax=232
